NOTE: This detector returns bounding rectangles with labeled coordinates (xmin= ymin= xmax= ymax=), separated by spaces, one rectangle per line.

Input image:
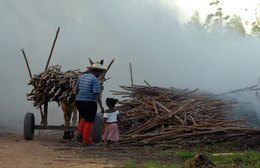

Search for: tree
xmin=185 ymin=10 xmax=206 ymax=37
xmin=185 ymin=0 xmax=260 ymax=38
xmin=226 ymin=15 xmax=246 ymax=35
xmin=251 ymin=5 xmax=260 ymax=37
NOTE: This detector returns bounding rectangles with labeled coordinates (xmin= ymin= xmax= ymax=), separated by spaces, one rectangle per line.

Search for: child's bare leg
xmin=102 ymin=140 xmax=106 ymax=147
xmin=106 ymin=140 xmax=111 ymax=148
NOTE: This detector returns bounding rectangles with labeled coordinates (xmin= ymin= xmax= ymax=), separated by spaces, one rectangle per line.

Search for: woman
xmin=75 ymin=60 xmax=106 ymax=145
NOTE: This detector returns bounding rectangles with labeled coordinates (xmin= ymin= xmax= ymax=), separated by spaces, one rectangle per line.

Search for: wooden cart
xmin=23 ymin=102 xmax=103 ymax=142
xmin=21 ymin=27 xmax=111 ymax=143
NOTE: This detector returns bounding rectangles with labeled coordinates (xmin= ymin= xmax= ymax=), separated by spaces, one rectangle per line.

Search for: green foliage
xmin=185 ymin=0 xmax=260 ymax=38
xmin=185 ymin=11 xmax=206 ymax=38
xmin=190 ymin=11 xmax=201 ymax=24
xmin=210 ymin=0 xmax=219 ymax=6
xmin=251 ymin=17 xmax=260 ymax=36
xmin=225 ymin=15 xmax=246 ymax=35
xmin=203 ymin=0 xmax=230 ymax=33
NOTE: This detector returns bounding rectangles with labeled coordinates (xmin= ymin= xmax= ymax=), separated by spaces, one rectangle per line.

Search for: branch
xmin=45 ymin=27 xmax=60 ymax=70
xmin=21 ymin=48 xmax=32 ymax=78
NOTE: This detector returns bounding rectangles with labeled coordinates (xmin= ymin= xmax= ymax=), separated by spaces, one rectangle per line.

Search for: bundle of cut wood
xmin=111 ymin=85 xmax=260 ymax=145
xmin=27 ymin=64 xmax=82 ymax=108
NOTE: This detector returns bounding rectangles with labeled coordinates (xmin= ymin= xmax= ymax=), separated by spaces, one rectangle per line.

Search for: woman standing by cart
xmin=75 ymin=60 xmax=106 ymax=145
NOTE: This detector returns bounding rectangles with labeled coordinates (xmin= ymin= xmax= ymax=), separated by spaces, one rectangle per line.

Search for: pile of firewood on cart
xmin=21 ymin=27 xmax=80 ymax=108
xmin=22 ymin=27 xmax=113 ymax=109
xmin=111 ymin=84 xmax=260 ymax=146
xmin=26 ymin=65 xmax=82 ymax=108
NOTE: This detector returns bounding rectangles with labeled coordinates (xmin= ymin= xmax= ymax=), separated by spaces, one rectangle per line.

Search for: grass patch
xmin=239 ymin=150 xmax=260 ymax=167
xmin=122 ymin=160 xmax=138 ymax=168
xmin=143 ymin=161 xmax=162 ymax=168
xmin=193 ymin=140 xmax=237 ymax=152
xmin=211 ymin=152 xmax=243 ymax=164
xmin=207 ymin=150 xmax=260 ymax=168
xmin=121 ymin=160 xmax=181 ymax=168
xmin=121 ymin=146 xmax=260 ymax=168
xmin=178 ymin=150 xmax=260 ymax=168
xmin=175 ymin=150 xmax=194 ymax=160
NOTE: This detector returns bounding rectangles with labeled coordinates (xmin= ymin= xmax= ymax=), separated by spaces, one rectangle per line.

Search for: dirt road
xmin=0 ymin=130 xmax=175 ymax=168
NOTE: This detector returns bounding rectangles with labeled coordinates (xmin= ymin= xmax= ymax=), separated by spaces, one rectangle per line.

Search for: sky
xmin=1 ymin=0 xmax=260 ymax=130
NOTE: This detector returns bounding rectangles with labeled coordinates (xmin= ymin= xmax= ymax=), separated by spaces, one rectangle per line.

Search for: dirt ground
xmin=0 ymin=130 xmax=176 ymax=168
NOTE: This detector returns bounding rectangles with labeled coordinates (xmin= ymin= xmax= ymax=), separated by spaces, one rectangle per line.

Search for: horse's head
xmin=89 ymin=58 xmax=104 ymax=66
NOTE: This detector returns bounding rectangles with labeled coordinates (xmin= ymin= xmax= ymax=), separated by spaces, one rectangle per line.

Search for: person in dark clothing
xmin=75 ymin=60 xmax=106 ymax=145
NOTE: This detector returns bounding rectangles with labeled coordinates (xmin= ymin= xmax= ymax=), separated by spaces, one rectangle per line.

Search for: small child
xmin=102 ymin=98 xmax=121 ymax=149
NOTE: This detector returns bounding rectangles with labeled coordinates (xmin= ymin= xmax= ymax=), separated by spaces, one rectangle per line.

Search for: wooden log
xmin=155 ymin=101 xmax=185 ymax=125
xmin=45 ymin=27 xmax=60 ymax=70
xmin=21 ymin=48 xmax=32 ymax=78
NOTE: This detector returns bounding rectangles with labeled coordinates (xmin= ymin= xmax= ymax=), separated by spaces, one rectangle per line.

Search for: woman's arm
xmin=95 ymin=93 xmax=104 ymax=113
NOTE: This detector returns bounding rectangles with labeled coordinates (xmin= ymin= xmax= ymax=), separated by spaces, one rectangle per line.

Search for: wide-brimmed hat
xmin=87 ymin=62 xmax=107 ymax=72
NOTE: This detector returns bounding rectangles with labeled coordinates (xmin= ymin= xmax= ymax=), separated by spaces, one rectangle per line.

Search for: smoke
xmin=1 ymin=0 xmax=260 ymax=130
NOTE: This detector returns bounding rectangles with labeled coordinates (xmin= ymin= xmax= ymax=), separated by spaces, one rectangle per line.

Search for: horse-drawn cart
xmin=22 ymin=61 xmax=112 ymax=142
xmin=21 ymin=27 xmax=113 ymax=143
xmin=23 ymin=102 xmax=103 ymax=142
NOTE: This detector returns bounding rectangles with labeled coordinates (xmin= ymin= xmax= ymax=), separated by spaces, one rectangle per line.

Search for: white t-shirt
xmin=103 ymin=110 xmax=119 ymax=123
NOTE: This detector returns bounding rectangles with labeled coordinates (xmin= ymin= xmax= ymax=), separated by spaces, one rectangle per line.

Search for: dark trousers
xmin=75 ymin=101 xmax=97 ymax=144
xmin=75 ymin=101 xmax=97 ymax=122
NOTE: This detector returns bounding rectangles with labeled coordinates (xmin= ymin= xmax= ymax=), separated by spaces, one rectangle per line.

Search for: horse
xmin=60 ymin=100 xmax=78 ymax=140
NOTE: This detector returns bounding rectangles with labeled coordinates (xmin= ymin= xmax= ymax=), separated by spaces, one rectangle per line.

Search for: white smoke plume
xmin=0 ymin=0 xmax=260 ymax=130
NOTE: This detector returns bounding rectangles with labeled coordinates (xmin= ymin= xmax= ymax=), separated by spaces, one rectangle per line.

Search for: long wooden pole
xmin=99 ymin=58 xmax=115 ymax=81
xmin=129 ymin=62 xmax=134 ymax=99
xmin=45 ymin=27 xmax=60 ymax=70
xmin=106 ymin=58 xmax=115 ymax=73
xmin=21 ymin=48 xmax=32 ymax=78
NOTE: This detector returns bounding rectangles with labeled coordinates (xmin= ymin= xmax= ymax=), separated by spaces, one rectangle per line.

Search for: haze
xmin=1 ymin=0 xmax=260 ymax=130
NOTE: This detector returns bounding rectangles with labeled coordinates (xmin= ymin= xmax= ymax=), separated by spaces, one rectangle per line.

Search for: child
xmin=102 ymin=98 xmax=121 ymax=149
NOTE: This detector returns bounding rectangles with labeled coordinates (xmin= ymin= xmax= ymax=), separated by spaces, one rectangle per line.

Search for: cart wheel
xmin=24 ymin=112 xmax=35 ymax=140
xmin=92 ymin=113 xmax=103 ymax=143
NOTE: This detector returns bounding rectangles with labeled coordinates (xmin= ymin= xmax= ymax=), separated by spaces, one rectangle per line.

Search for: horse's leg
xmin=64 ymin=111 xmax=70 ymax=140
xmin=61 ymin=100 xmax=70 ymax=140
xmin=71 ymin=104 xmax=77 ymax=127
xmin=68 ymin=105 xmax=77 ymax=140
xmin=39 ymin=105 xmax=44 ymax=125
xmin=67 ymin=109 xmax=75 ymax=139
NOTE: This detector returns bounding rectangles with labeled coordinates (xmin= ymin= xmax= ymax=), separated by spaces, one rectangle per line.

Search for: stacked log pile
xmin=111 ymin=85 xmax=260 ymax=145
xmin=27 ymin=65 xmax=83 ymax=108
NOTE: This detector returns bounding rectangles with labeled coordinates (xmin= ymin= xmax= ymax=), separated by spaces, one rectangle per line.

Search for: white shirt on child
xmin=103 ymin=110 xmax=119 ymax=123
